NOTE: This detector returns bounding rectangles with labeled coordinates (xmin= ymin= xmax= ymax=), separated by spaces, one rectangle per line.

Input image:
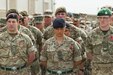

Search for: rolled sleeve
xmin=40 ymin=43 xmax=47 ymax=61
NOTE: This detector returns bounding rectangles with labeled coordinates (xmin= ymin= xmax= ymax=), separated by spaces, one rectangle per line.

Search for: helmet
xmin=97 ymin=8 xmax=112 ymax=16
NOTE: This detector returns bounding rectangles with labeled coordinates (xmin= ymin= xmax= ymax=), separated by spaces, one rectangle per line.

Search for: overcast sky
xmin=55 ymin=0 xmax=113 ymax=15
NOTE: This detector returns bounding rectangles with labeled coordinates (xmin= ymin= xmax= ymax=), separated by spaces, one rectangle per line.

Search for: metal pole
xmin=51 ymin=0 xmax=53 ymax=12
xmin=28 ymin=0 xmax=29 ymax=14
xmin=42 ymin=0 xmax=44 ymax=15
xmin=6 ymin=0 xmax=8 ymax=13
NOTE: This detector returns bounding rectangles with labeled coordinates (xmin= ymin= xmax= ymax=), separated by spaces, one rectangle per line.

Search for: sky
xmin=55 ymin=0 xmax=113 ymax=15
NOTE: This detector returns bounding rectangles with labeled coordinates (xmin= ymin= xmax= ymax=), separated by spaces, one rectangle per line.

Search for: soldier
xmin=43 ymin=7 xmax=87 ymax=42
xmin=43 ymin=7 xmax=87 ymax=75
xmin=0 ymin=18 xmax=6 ymax=33
xmin=34 ymin=15 xmax=45 ymax=33
xmin=40 ymin=18 xmax=82 ymax=75
xmin=0 ymin=12 xmax=36 ymax=75
xmin=44 ymin=9 xmax=53 ymax=28
xmin=72 ymin=18 xmax=80 ymax=27
xmin=20 ymin=11 xmax=43 ymax=75
xmin=2 ymin=9 xmax=35 ymax=44
xmin=85 ymin=20 xmax=92 ymax=34
xmin=86 ymin=8 xmax=113 ymax=75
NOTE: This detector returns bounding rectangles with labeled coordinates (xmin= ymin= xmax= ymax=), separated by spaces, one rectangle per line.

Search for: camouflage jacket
xmin=1 ymin=25 xmax=35 ymax=44
xmin=40 ymin=35 xmax=82 ymax=70
xmin=86 ymin=26 xmax=113 ymax=63
xmin=0 ymin=31 xmax=36 ymax=66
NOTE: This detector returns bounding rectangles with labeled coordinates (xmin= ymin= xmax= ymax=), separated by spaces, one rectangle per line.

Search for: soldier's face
xmin=6 ymin=19 xmax=18 ymax=33
xmin=23 ymin=16 xmax=29 ymax=25
xmin=44 ymin=16 xmax=52 ymax=25
xmin=54 ymin=28 xmax=65 ymax=37
xmin=35 ymin=23 xmax=44 ymax=30
xmin=64 ymin=28 xmax=70 ymax=37
xmin=55 ymin=12 xmax=67 ymax=20
xmin=98 ymin=16 xmax=111 ymax=27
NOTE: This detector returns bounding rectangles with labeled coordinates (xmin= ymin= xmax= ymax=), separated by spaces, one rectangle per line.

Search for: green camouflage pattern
xmin=40 ymin=35 xmax=82 ymax=70
xmin=27 ymin=25 xmax=43 ymax=50
xmin=27 ymin=25 xmax=43 ymax=75
xmin=43 ymin=23 xmax=87 ymax=43
xmin=0 ymin=69 xmax=30 ymax=75
xmin=86 ymin=26 xmax=113 ymax=75
xmin=1 ymin=25 xmax=35 ymax=44
xmin=91 ymin=63 xmax=113 ymax=75
xmin=0 ymin=31 xmax=36 ymax=75
xmin=86 ymin=26 xmax=113 ymax=63
xmin=0 ymin=18 xmax=6 ymax=26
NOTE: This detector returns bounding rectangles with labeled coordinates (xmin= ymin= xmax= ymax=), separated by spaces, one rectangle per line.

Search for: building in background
xmin=0 ymin=0 xmax=55 ymax=17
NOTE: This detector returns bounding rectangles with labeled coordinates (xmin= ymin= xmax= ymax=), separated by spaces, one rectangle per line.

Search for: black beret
xmin=53 ymin=18 xmax=66 ymax=29
xmin=6 ymin=13 xmax=19 ymax=21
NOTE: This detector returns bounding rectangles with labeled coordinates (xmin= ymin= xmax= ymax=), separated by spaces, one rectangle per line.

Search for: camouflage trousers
xmin=91 ymin=63 xmax=113 ymax=75
xmin=0 ymin=67 xmax=31 ymax=75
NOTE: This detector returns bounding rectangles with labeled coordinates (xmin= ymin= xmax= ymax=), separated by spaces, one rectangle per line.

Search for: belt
xmin=0 ymin=64 xmax=26 ymax=71
xmin=47 ymin=68 xmax=73 ymax=75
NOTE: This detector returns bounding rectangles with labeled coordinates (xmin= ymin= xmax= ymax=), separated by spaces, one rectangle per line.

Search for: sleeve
xmin=40 ymin=42 xmax=48 ymax=61
xmin=73 ymin=41 xmax=82 ymax=62
xmin=26 ymin=35 xmax=37 ymax=54
xmin=35 ymin=27 xmax=43 ymax=45
xmin=85 ymin=34 xmax=93 ymax=53
xmin=80 ymin=29 xmax=87 ymax=42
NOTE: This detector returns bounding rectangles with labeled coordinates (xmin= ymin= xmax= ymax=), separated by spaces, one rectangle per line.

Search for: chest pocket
xmin=108 ymin=35 xmax=113 ymax=55
xmin=46 ymin=45 xmax=73 ymax=62
xmin=60 ymin=47 xmax=73 ymax=61
xmin=46 ymin=45 xmax=56 ymax=61
xmin=92 ymin=37 xmax=102 ymax=55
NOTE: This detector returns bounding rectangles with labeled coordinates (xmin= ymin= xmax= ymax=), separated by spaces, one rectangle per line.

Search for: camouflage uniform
xmin=0 ymin=18 xmax=6 ymax=34
xmin=27 ymin=25 xmax=43 ymax=75
xmin=40 ymin=35 xmax=82 ymax=75
xmin=33 ymin=15 xmax=45 ymax=33
xmin=27 ymin=25 xmax=43 ymax=51
xmin=44 ymin=23 xmax=87 ymax=58
xmin=43 ymin=9 xmax=53 ymax=28
xmin=44 ymin=23 xmax=87 ymax=42
xmin=20 ymin=11 xmax=41 ymax=75
xmin=0 ymin=31 xmax=36 ymax=75
xmin=1 ymin=25 xmax=35 ymax=44
xmin=86 ymin=26 xmax=113 ymax=75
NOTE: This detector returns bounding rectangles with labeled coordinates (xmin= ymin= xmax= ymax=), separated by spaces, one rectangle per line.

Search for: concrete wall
xmin=0 ymin=0 xmax=55 ymax=17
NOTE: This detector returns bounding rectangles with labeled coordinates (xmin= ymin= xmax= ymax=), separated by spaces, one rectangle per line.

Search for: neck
xmin=55 ymin=35 xmax=64 ymax=44
xmin=100 ymin=25 xmax=110 ymax=31
xmin=24 ymin=23 xmax=29 ymax=27
xmin=8 ymin=30 xmax=18 ymax=34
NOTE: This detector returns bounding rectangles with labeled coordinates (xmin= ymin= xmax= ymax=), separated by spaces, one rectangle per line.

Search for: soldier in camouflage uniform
xmin=34 ymin=15 xmax=45 ymax=33
xmin=44 ymin=9 xmax=53 ymax=28
xmin=20 ymin=11 xmax=43 ymax=75
xmin=1 ymin=9 xmax=35 ymax=44
xmin=0 ymin=18 xmax=6 ymax=34
xmin=44 ymin=7 xmax=87 ymax=43
xmin=43 ymin=7 xmax=87 ymax=75
xmin=86 ymin=8 xmax=113 ymax=75
xmin=40 ymin=18 xmax=82 ymax=75
xmin=0 ymin=12 xmax=36 ymax=75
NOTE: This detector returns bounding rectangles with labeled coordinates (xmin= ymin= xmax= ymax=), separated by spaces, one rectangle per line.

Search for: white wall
xmin=17 ymin=0 xmax=28 ymax=12
xmin=0 ymin=0 xmax=6 ymax=9
xmin=35 ymin=0 xmax=43 ymax=14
